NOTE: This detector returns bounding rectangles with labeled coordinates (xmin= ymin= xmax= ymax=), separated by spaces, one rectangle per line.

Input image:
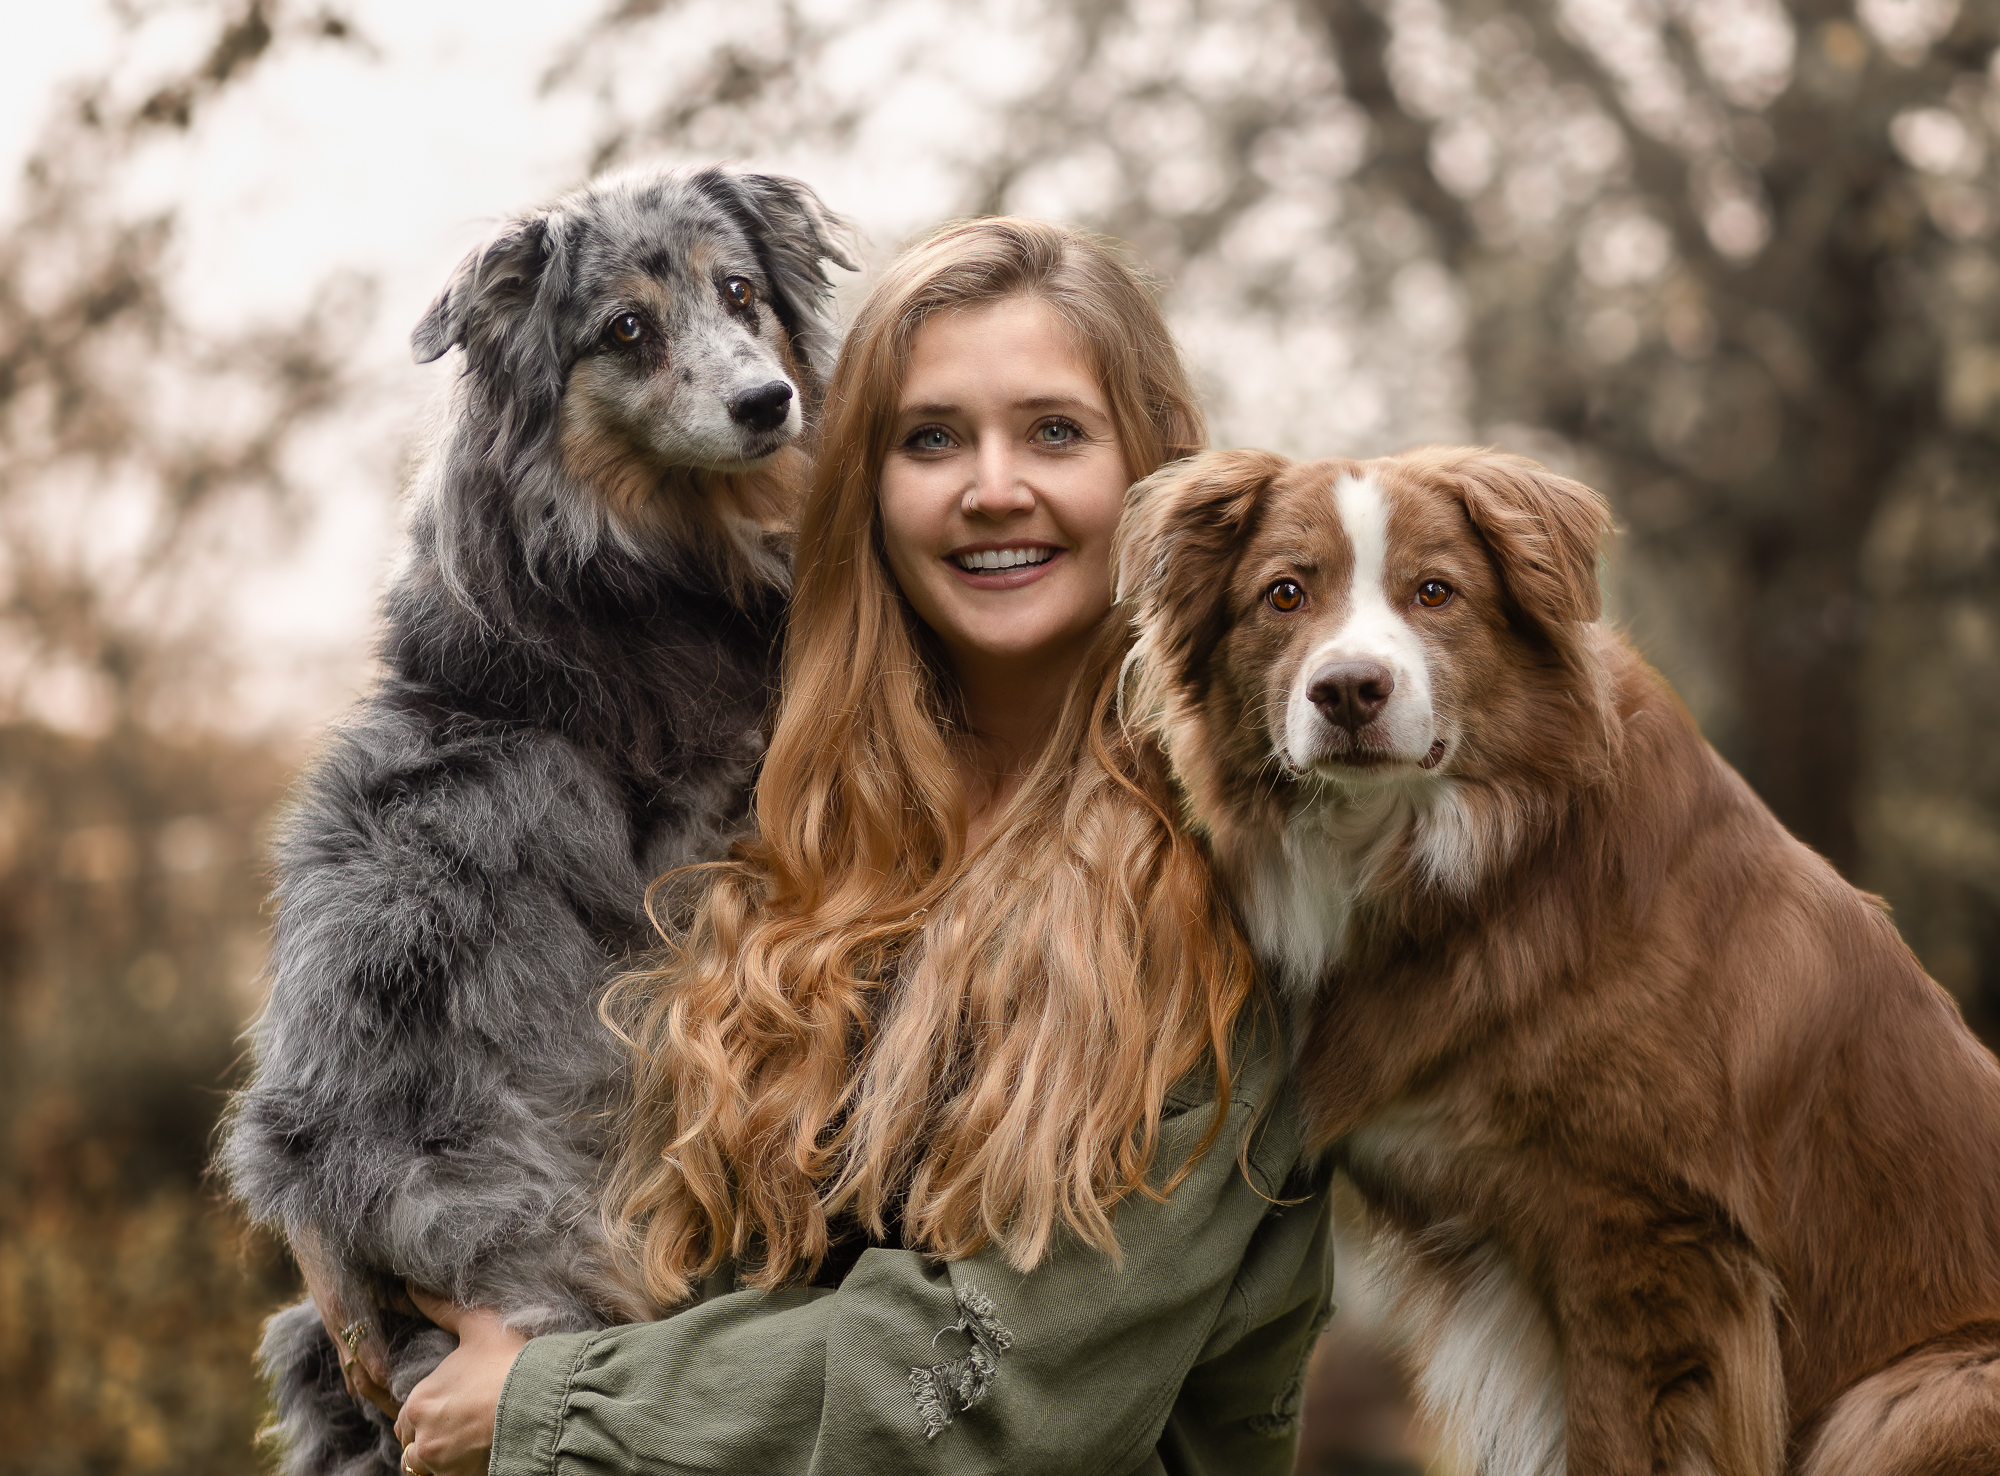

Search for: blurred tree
xmin=0 ymin=0 xmax=369 ymax=735
xmin=0 ymin=3 xmax=369 ymax=1470
xmin=558 ymin=0 xmax=2000 ymax=1038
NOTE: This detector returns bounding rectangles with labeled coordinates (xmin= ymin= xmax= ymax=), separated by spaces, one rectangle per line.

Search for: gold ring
xmin=339 ymin=1319 xmax=372 ymax=1357
xmin=402 ymin=1449 xmax=425 ymax=1476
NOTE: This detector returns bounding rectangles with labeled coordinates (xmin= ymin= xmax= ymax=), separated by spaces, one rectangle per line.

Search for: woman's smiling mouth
xmin=950 ymin=545 xmax=1060 ymax=573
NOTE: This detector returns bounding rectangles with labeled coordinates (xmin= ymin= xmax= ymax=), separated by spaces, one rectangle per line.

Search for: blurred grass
xmin=0 ymin=721 xmax=299 ymax=1473
xmin=0 ymin=1170 xmax=294 ymax=1474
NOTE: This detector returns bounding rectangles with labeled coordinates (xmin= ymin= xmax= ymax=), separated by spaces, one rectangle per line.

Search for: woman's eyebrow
xmin=895 ymin=394 xmax=1105 ymax=419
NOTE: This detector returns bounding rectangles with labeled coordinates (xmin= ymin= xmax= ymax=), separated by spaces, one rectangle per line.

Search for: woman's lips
xmin=945 ymin=546 xmax=1064 ymax=589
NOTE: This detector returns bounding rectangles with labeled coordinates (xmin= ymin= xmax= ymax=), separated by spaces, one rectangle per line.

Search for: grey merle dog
xmin=218 ymin=165 xmax=854 ymax=1476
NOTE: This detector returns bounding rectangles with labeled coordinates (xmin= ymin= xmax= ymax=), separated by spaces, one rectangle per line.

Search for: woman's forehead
xmin=898 ymin=297 xmax=1105 ymax=407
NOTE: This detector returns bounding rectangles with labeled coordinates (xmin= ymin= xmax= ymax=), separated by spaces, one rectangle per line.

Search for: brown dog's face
xmin=1222 ymin=457 xmax=1509 ymax=783
xmin=1118 ymin=447 xmax=1611 ymax=846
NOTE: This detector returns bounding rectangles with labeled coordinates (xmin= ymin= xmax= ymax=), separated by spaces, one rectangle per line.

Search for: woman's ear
xmin=1114 ymin=448 xmax=1287 ymax=678
xmin=1438 ymin=450 xmax=1612 ymax=632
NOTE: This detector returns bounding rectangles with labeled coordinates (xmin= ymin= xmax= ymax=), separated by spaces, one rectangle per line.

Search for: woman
xmin=393 ymin=217 xmax=1336 ymax=1476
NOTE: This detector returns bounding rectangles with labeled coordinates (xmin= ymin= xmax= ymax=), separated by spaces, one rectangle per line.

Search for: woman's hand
xmin=292 ymin=1227 xmax=399 ymax=1417
xmin=394 ymin=1287 xmax=528 ymax=1476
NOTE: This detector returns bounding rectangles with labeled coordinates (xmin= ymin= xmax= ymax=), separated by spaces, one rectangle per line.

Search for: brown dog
xmin=1115 ymin=446 xmax=2000 ymax=1475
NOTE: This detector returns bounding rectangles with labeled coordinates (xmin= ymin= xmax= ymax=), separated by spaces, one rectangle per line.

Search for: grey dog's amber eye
xmin=724 ymin=277 xmax=754 ymax=309
xmin=1267 ymin=580 xmax=1305 ymax=613
xmin=608 ymin=313 xmax=646 ymax=345
xmin=1417 ymin=580 xmax=1453 ymax=608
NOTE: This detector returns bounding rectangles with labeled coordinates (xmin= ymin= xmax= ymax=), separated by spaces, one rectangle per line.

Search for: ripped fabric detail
xmin=909 ymin=1285 xmax=1016 ymax=1440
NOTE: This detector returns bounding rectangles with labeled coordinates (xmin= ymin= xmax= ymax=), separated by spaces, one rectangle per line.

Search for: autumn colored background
xmin=3 ymin=1 xmax=1998 ymax=1471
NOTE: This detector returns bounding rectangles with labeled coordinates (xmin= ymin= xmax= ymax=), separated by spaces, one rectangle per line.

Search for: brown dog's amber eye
xmin=608 ymin=313 xmax=646 ymax=345
xmin=1267 ymin=580 xmax=1305 ymax=613
xmin=724 ymin=277 xmax=754 ymax=310
xmin=1416 ymin=580 xmax=1453 ymax=608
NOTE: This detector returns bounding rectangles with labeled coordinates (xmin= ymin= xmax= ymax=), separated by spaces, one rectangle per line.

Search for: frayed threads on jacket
xmin=909 ymin=1286 xmax=1016 ymax=1440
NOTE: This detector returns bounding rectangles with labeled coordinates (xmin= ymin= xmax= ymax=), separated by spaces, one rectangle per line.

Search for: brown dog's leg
xmin=1540 ymin=1211 xmax=1785 ymax=1476
xmin=1796 ymin=1326 xmax=2000 ymax=1476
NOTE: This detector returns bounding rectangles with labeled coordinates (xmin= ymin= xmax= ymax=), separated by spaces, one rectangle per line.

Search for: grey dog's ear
xmin=699 ymin=169 xmax=857 ymax=383
xmin=411 ymin=214 xmax=556 ymax=366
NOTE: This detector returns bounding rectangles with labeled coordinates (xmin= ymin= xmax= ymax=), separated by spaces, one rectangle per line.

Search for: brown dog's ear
xmin=1437 ymin=450 xmax=1612 ymax=630
xmin=1114 ymin=448 xmax=1288 ymax=635
xmin=1113 ymin=450 xmax=1288 ymax=715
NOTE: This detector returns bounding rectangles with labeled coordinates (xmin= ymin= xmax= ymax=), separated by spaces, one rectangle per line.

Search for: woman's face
xmin=879 ymin=295 xmax=1131 ymax=689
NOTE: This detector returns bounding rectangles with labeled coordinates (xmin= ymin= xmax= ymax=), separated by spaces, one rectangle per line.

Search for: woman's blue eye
xmin=906 ymin=426 xmax=953 ymax=450
xmin=1033 ymin=420 xmax=1082 ymax=445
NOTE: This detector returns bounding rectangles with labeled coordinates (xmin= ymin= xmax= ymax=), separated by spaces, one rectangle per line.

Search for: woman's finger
xmin=350 ymin=1360 xmax=400 ymax=1419
xmin=407 ymin=1283 xmax=461 ymax=1334
xmin=392 ymin=1307 xmax=527 ymax=1476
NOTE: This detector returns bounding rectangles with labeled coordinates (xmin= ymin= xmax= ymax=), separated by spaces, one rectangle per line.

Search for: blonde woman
xmin=393 ymin=217 xmax=1336 ymax=1476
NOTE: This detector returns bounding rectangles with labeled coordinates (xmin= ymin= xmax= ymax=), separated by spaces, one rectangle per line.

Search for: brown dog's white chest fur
xmin=1346 ymin=1093 xmax=1569 ymax=1476
xmin=1117 ymin=446 xmax=2000 ymax=1476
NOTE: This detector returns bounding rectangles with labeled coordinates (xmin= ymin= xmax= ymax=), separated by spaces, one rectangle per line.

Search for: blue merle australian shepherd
xmin=218 ymin=166 xmax=854 ymax=1476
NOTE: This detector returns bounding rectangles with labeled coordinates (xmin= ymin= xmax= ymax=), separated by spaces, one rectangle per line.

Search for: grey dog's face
xmin=561 ymin=199 xmax=806 ymax=473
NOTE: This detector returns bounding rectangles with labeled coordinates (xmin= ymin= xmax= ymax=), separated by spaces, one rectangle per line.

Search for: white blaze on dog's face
xmin=1241 ymin=465 xmax=1506 ymax=789
xmin=1272 ymin=471 xmax=1446 ymax=780
xmin=1120 ymin=447 xmax=1609 ymax=970
xmin=1120 ymin=449 xmax=1600 ymax=832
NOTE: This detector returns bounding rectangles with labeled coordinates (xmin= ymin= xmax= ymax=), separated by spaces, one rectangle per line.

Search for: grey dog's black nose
xmin=728 ymin=380 xmax=794 ymax=434
xmin=1308 ymin=660 xmax=1395 ymax=731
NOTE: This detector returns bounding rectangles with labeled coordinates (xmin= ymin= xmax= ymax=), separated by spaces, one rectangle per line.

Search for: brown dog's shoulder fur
xmin=1119 ymin=445 xmax=2000 ymax=1475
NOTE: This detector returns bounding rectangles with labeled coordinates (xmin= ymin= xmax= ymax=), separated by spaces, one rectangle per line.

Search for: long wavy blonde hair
xmin=603 ymin=216 xmax=1258 ymax=1303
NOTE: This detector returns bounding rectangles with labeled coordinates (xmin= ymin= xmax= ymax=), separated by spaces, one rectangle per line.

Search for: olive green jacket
xmin=490 ymin=1039 xmax=1335 ymax=1476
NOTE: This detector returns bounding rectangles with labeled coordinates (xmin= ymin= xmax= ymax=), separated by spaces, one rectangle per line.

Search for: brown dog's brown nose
xmin=1308 ymin=660 xmax=1395 ymax=731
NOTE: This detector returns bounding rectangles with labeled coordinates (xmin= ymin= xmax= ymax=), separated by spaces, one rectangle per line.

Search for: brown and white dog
xmin=1115 ymin=446 xmax=2000 ymax=1476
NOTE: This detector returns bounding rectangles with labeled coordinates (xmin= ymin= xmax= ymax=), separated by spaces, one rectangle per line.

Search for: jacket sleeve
xmin=489 ymin=1045 xmax=1310 ymax=1476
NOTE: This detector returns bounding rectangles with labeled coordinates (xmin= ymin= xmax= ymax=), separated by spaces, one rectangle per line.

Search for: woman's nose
xmin=962 ymin=440 xmax=1037 ymax=516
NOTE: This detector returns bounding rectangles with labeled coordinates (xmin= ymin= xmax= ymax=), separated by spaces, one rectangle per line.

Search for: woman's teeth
xmin=953 ymin=547 xmax=1056 ymax=571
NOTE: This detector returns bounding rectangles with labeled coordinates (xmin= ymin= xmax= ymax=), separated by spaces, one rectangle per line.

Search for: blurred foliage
xmin=0 ymin=721 xmax=297 ymax=1473
xmin=0 ymin=0 xmax=369 ymax=735
xmin=0 ymin=1182 xmax=293 ymax=1474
